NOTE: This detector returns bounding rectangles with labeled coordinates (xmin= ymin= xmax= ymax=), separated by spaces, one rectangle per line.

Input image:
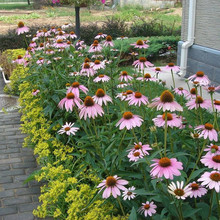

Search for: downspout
xmin=178 ymin=0 xmax=196 ymax=77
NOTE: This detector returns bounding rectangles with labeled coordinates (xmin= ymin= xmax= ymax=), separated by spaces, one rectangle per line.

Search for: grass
xmin=0 ymin=3 xmax=33 ymax=10
xmin=0 ymin=12 xmax=40 ymax=23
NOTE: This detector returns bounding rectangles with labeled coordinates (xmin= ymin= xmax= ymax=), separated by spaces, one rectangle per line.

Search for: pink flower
xmin=214 ymin=99 xmax=220 ymax=111
xmin=88 ymin=40 xmax=103 ymax=53
xmin=164 ymin=63 xmax=180 ymax=72
xmin=58 ymin=92 xmax=82 ymax=112
xmin=122 ymin=186 xmax=136 ymax=200
xmin=130 ymin=40 xmax=149 ymax=49
xmin=127 ymin=150 xmax=144 ymax=162
xmin=116 ymin=111 xmax=143 ymax=130
xmin=13 ymin=55 xmax=25 ymax=65
xmin=153 ymin=112 xmax=182 ymax=128
xmin=93 ymin=74 xmax=110 ymax=83
xmin=93 ymin=89 xmax=112 ymax=106
xmin=186 ymin=96 xmax=212 ymax=110
xmin=97 ymin=175 xmax=128 ymax=198
xmin=150 ymin=157 xmax=183 ymax=180
xmin=80 ymin=63 xmax=95 ymax=77
xmin=95 ymin=32 xmax=107 ymax=39
xmin=79 ymin=96 xmax=104 ymax=120
xmin=53 ymin=39 xmax=67 ymax=48
xmin=188 ymin=182 xmax=207 ymax=198
xmin=116 ymin=92 xmax=129 ymax=101
xmin=128 ymin=142 xmax=152 ymax=155
xmin=126 ymin=92 xmax=149 ymax=107
xmin=16 ymin=21 xmax=29 ymax=35
xmin=91 ymin=60 xmax=105 ymax=70
xmin=119 ymin=71 xmax=133 ymax=82
xmin=204 ymin=144 xmax=220 ymax=155
xmin=67 ymin=82 xmax=88 ymax=97
xmin=137 ymin=73 xmax=157 ymax=82
xmin=116 ymin=82 xmax=131 ymax=88
xmin=188 ymin=71 xmax=210 ymax=86
xmin=198 ymin=171 xmax=220 ymax=192
xmin=204 ymin=85 xmax=220 ymax=94
xmin=32 ymin=89 xmax=40 ymax=96
xmin=58 ymin=122 xmax=79 ymax=136
xmin=29 ymin=41 xmax=37 ymax=47
xmin=139 ymin=201 xmax=157 ymax=217
xmin=173 ymin=87 xmax=190 ymax=97
xmin=200 ymin=153 xmax=220 ymax=170
xmin=103 ymin=35 xmax=114 ymax=47
xmin=195 ymin=123 xmax=218 ymax=142
xmin=133 ymin=57 xmax=154 ymax=70
xmin=149 ymin=90 xmax=183 ymax=112
xmin=69 ymin=31 xmax=77 ymax=39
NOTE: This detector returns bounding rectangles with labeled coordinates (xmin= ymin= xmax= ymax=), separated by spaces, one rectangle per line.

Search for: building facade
xmin=177 ymin=0 xmax=220 ymax=84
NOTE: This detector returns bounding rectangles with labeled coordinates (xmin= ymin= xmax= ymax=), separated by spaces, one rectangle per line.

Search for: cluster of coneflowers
xmin=15 ymin=21 xmax=220 ymax=218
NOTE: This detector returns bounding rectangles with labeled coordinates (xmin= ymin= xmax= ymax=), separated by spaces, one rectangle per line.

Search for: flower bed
xmin=8 ymin=22 xmax=220 ymax=219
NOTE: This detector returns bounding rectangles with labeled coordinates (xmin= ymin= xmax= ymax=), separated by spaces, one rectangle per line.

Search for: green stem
xmin=117 ymin=197 xmax=125 ymax=217
xmin=186 ymin=140 xmax=207 ymax=184
xmin=164 ymin=111 xmax=168 ymax=156
xmin=208 ymin=190 xmax=214 ymax=219
xmin=216 ymin=191 xmax=220 ymax=218
xmin=199 ymin=86 xmax=203 ymax=96
xmin=92 ymin=118 xmax=98 ymax=139
xmin=131 ymin=128 xmax=138 ymax=143
xmin=168 ymin=128 xmax=174 ymax=153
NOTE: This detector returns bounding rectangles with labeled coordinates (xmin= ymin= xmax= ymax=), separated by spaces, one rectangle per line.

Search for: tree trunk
xmin=27 ymin=0 xmax=30 ymax=5
xmin=75 ymin=7 xmax=80 ymax=39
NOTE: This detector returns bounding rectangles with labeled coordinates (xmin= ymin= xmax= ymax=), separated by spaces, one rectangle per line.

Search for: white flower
xmin=168 ymin=181 xmax=192 ymax=199
xmin=122 ymin=186 xmax=136 ymax=200
xmin=58 ymin=122 xmax=79 ymax=136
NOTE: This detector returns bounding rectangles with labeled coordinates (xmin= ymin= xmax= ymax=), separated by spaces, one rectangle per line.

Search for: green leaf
xmin=23 ymin=169 xmax=43 ymax=184
xmin=133 ymin=189 xmax=156 ymax=196
xmin=188 ymin=168 xmax=207 ymax=182
xmin=129 ymin=207 xmax=137 ymax=220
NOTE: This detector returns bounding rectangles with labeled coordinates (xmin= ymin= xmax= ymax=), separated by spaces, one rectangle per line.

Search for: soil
xmin=0 ymin=7 xmax=182 ymax=35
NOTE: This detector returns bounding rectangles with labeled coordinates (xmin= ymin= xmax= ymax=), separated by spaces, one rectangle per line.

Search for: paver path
xmin=0 ymin=110 xmax=43 ymax=220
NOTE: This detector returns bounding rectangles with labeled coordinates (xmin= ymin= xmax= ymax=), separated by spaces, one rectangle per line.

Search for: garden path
xmin=0 ymin=75 xmax=48 ymax=220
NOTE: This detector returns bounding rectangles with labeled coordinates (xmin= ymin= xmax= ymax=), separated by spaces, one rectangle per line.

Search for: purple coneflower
xmin=164 ymin=62 xmax=180 ymax=72
xmin=149 ymin=90 xmax=183 ymax=112
xmin=32 ymin=89 xmax=40 ymax=96
xmin=122 ymin=186 xmax=136 ymax=200
xmin=133 ymin=57 xmax=154 ymax=70
xmin=116 ymin=111 xmax=143 ymax=130
xmin=67 ymin=82 xmax=88 ymax=97
xmin=97 ymin=175 xmax=128 ymax=198
xmin=201 ymin=153 xmax=220 ymax=170
xmin=55 ymin=31 xmax=66 ymax=40
xmin=204 ymin=144 xmax=220 ymax=155
xmin=195 ymin=123 xmax=218 ymax=142
xmin=198 ymin=171 xmax=220 ymax=192
xmin=139 ymin=201 xmax=157 ymax=217
xmin=168 ymin=181 xmax=191 ymax=199
xmin=80 ymin=63 xmax=95 ymax=77
xmin=58 ymin=92 xmax=82 ymax=111
xmin=93 ymin=89 xmax=112 ymax=106
xmin=186 ymin=96 xmax=212 ymax=110
xmin=13 ymin=55 xmax=25 ymax=65
xmin=204 ymin=85 xmax=220 ymax=94
xmin=173 ymin=87 xmax=190 ymax=97
xmin=16 ymin=21 xmax=29 ymax=35
xmin=150 ymin=157 xmax=183 ymax=179
xmin=93 ymin=74 xmax=110 ymax=83
xmin=116 ymin=82 xmax=131 ymax=88
xmin=103 ymin=35 xmax=114 ymax=47
xmin=188 ymin=182 xmax=207 ymax=198
xmin=29 ymin=41 xmax=37 ymax=48
xmin=188 ymin=71 xmax=210 ymax=86
xmin=137 ymin=73 xmax=157 ymax=82
xmin=95 ymin=32 xmax=107 ymax=39
xmin=68 ymin=31 xmax=77 ymax=39
xmin=126 ymin=92 xmax=149 ymax=107
xmin=130 ymin=40 xmax=149 ymax=49
xmin=58 ymin=122 xmax=79 ymax=136
xmin=214 ymin=99 xmax=220 ymax=111
xmin=79 ymin=96 xmax=104 ymax=120
xmin=88 ymin=40 xmax=103 ymax=53
xmin=153 ymin=112 xmax=182 ymax=128
xmin=53 ymin=39 xmax=67 ymax=48
xmin=119 ymin=71 xmax=133 ymax=82
xmin=127 ymin=150 xmax=144 ymax=162
xmin=128 ymin=142 xmax=152 ymax=155
xmin=91 ymin=60 xmax=105 ymax=70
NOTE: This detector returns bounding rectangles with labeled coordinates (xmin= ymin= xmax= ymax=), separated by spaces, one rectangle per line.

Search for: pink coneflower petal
xmin=186 ymin=96 xmax=212 ymax=110
xmin=188 ymin=71 xmax=210 ymax=86
xmin=126 ymin=92 xmax=149 ymax=107
xmin=138 ymin=201 xmax=157 ymax=217
xmin=188 ymin=182 xmax=207 ymax=198
xmin=201 ymin=153 xmax=220 ymax=170
xmin=195 ymin=123 xmax=218 ymax=142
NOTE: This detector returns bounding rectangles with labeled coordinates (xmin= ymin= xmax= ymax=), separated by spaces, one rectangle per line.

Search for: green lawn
xmin=0 ymin=3 xmax=33 ymax=10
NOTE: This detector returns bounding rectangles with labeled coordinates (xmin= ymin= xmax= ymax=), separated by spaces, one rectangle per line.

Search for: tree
xmin=27 ymin=0 xmax=30 ymax=5
xmin=67 ymin=0 xmax=104 ymax=39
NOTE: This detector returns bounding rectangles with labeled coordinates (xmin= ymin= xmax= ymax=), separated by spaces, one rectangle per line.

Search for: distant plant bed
xmin=7 ymin=22 xmax=220 ymax=219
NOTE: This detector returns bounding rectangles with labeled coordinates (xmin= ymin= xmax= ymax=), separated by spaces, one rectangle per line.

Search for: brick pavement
xmin=0 ymin=111 xmax=44 ymax=220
